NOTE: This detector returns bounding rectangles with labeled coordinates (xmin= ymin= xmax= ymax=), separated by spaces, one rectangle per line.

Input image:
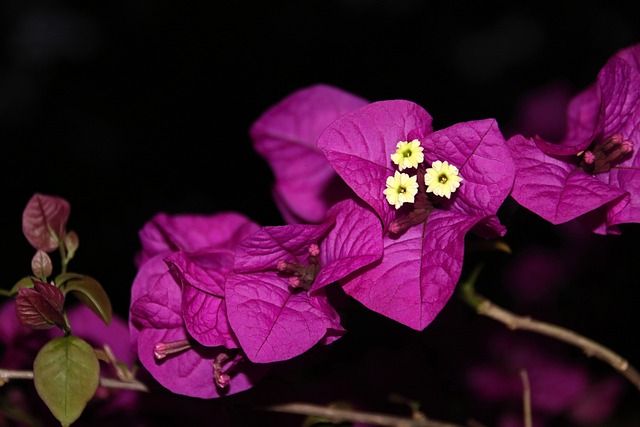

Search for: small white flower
xmin=390 ymin=139 xmax=424 ymax=171
xmin=383 ymin=171 xmax=419 ymax=209
xmin=424 ymin=160 xmax=463 ymax=199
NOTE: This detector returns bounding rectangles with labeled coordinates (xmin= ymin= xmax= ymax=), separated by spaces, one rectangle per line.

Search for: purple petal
xmin=596 ymin=56 xmax=640 ymax=141
xmin=137 ymin=328 xmax=259 ymax=399
xmin=311 ymin=198 xmax=383 ymax=291
xmin=317 ymin=100 xmax=433 ymax=226
xmin=251 ymin=84 xmax=368 ymax=223
xmin=167 ymin=251 xmax=238 ymax=348
xmin=535 ymin=49 xmax=640 ymax=158
xmin=422 ymin=119 xmax=515 ymax=217
xmin=225 ymin=272 xmax=343 ymax=363
xmin=233 ymin=223 xmax=332 ymax=273
xmin=129 ymin=255 xmax=181 ymax=347
xmin=136 ymin=212 xmax=259 ymax=267
xmin=131 ymin=248 xmax=265 ymax=398
xmin=181 ymin=285 xmax=237 ymax=348
xmin=609 ymin=168 xmax=640 ymax=225
xmin=507 ymin=135 xmax=627 ymax=224
xmin=342 ymin=210 xmax=480 ymax=330
xmin=534 ymin=85 xmax=599 ymax=156
xmin=130 ymin=269 xmax=183 ymax=333
xmin=167 ymin=250 xmax=233 ymax=295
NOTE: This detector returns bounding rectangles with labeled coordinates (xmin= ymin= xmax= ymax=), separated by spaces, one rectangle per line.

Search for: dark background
xmin=2 ymin=1 xmax=640 ymax=424
xmin=4 ymin=0 xmax=640 ymax=315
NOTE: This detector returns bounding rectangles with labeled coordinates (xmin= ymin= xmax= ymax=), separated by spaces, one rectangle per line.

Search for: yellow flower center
xmin=391 ymin=139 xmax=424 ymax=171
xmin=383 ymin=171 xmax=419 ymax=209
xmin=424 ymin=160 xmax=462 ymax=199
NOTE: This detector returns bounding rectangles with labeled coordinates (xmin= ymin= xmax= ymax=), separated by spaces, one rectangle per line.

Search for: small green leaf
xmin=8 ymin=276 xmax=37 ymax=296
xmin=57 ymin=274 xmax=112 ymax=326
xmin=33 ymin=336 xmax=100 ymax=427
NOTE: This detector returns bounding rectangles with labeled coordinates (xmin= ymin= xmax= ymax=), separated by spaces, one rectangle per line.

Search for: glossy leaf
xmin=22 ymin=193 xmax=70 ymax=253
xmin=33 ymin=335 xmax=100 ymax=427
xmin=57 ymin=273 xmax=112 ymax=326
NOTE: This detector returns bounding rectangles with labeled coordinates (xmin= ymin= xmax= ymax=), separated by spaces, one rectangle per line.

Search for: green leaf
xmin=57 ymin=273 xmax=112 ymax=326
xmin=33 ymin=336 xmax=100 ymax=427
xmin=8 ymin=276 xmax=37 ymax=296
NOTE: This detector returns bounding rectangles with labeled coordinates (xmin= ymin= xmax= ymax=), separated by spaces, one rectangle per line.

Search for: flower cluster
xmin=507 ymin=44 xmax=640 ymax=234
xmin=128 ymin=42 xmax=640 ymax=407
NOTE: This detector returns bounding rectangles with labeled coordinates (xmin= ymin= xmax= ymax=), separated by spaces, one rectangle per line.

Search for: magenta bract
xmin=129 ymin=211 xmax=267 ymax=398
xmin=135 ymin=211 xmax=260 ymax=267
xmin=508 ymin=43 xmax=640 ymax=233
xmin=250 ymin=84 xmax=368 ymax=223
xmin=167 ymin=250 xmax=238 ymax=349
xmin=226 ymin=198 xmax=383 ymax=363
xmin=318 ymin=100 xmax=514 ymax=330
xmin=130 ymin=255 xmax=265 ymax=398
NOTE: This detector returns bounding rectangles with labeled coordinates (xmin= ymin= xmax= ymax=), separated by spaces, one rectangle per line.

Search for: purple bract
xmin=250 ymin=84 xmax=368 ymax=223
xmin=226 ymin=198 xmax=383 ymax=363
xmin=129 ymin=212 xmax=267 ymax=398
xmin=317 ymin=100 xmax=514 ymax=330
xmin=507 ymin=43 xmax=640 ymax=234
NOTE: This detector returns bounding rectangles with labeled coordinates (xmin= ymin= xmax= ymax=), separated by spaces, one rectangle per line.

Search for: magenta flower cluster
xmin=129 ymin=43 xmax=640 ymax=399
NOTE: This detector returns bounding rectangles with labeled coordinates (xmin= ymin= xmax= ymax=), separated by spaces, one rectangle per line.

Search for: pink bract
xmin=250 ymin=84 xmax=368 ymax=223
xmin=508 ymin=43 xmax=640 ymax=234
xmin=129 ymin=211 xmax=267 ymax=398
xmin=317 ymin=100 xmax=514 ymax=330
xmin=226 ymin=198 xmax=383 ymax=363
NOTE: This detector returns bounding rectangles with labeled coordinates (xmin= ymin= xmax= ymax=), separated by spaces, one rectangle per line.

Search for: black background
xmin=2 ymin=1 xmax=640 ymax=424
xmin=3 ymin=0 xmax=640 ymax=315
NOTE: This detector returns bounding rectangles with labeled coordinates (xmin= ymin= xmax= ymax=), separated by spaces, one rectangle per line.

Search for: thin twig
xmin=263 ymin=402 xmax=465 ymax=427
xmin=0 ymin=368 xmax=148 ymax=392
xmin=519 ymin=369 xmax=532 ymax=427
xmin=459 ymin=264 xmax=640 ymax=392
xmin=477 ymin=299 xmax=640 ymax=390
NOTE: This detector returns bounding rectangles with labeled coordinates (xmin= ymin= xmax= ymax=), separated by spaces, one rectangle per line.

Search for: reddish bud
xmin=308 ymin=243 xmax=320 ymax=257
xmin=276 ymin=260 xmax=289 ymax=271
xmin=153 ymin=339 xmax=191 ymax=360
xmin=583 ymin=151 xmax=596 ymax=165
xmin=287 ymin=276 xmax=302 ymax=288
xmin=64 ymin=231 xmax=80 ymax=259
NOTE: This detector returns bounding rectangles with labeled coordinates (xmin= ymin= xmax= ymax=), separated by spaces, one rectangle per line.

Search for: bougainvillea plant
xmin=3 ymin=43 xmax=640 ymax=427
xmin=317 ymin=100 xmax=515 ymax=330
xmin=507 ymin=43 xmax=640 ymax=234
xmin=2 ymin=193 xmax=137 ymax=426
